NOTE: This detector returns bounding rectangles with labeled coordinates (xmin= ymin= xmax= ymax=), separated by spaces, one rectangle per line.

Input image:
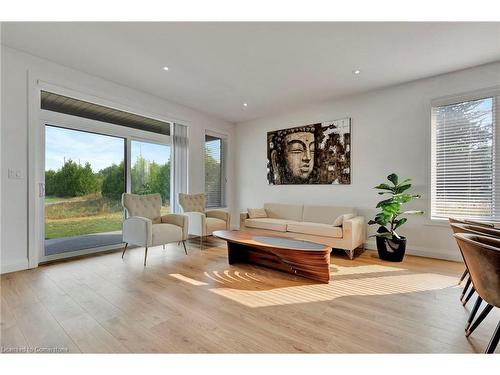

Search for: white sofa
xmin=242 ymin=203 xmax=365 ymax=259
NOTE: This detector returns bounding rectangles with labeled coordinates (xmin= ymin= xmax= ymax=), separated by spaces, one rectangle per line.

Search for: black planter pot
xmin=376 ymin=233 xmax=407 ymax=262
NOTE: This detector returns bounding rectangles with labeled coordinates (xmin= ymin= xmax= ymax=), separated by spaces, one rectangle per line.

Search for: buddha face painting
xmin=284 ymin=132 xmax=315 ymax=180
xmin=267 ymin=119 xmax=351 ymax=185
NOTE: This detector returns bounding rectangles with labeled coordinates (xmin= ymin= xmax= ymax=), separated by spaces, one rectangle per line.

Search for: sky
xmin=45 ymin=126 xmax=170 ymax=172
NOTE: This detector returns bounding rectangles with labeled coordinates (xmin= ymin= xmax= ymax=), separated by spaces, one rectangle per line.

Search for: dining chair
xmin=453 ymin=233 xmax=500 ymax=354
xmin=449 ymin=218 xmax=497 ymax=304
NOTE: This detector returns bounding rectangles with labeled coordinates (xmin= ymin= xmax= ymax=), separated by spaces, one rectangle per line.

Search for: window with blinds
xmin=205 ymin=133 xmax=227 ymax=208
xmin=431 ymin=94 xmax=498 ymax=220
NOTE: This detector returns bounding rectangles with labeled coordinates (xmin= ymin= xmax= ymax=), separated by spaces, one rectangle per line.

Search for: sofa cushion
xmin=302 ymin=205 xmax=356 ymax=225
xmin=245 ymin=218 xmax=296 ymax=232
xmin=264 ymin=203 xmax=303 ymax=221
xmin=286 ymin=221 xmax=343 ymax=238
xmin=247 ymin=208 xmax=268 ymax=219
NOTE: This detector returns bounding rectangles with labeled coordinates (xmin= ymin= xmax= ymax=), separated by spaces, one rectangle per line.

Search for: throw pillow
xmin=333 ymin=213 xmax=355 ymax=227
xmin=247 ymin=208 xmax=267 ymax=219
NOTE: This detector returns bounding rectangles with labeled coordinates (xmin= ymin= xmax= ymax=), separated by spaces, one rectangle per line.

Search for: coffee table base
xmin=227 ymin=241 xmax=330 ymax=283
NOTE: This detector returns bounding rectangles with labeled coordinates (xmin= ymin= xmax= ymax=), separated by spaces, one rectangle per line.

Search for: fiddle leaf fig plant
xmin=368 ymin=173 xmax=424 ymax=240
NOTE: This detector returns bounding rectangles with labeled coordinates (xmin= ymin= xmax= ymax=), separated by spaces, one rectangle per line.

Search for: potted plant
xmin=368 ymin=173 xmax=423 ymax=262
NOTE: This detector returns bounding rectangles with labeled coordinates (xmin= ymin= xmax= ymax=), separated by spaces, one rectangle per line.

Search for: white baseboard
xmin=1 ymin=259 xmax=30 ymax=274
xmin=364 ymin=240 xmax=463 ymax=262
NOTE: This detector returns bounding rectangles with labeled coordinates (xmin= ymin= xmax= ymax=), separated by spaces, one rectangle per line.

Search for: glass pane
xmin=205 ymin=135 xmax=222 ymax=207
xmin=131 ymin=140 xmax=171 ymax=215
xmin=44 ymin=126 xmax=125 ymax=256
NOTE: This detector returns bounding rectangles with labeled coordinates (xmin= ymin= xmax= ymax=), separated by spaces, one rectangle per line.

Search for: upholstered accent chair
xmin=121 ymin=193 xmax=189 ymax=266
xmin=178 ymin=193 xmax=230 ymax=248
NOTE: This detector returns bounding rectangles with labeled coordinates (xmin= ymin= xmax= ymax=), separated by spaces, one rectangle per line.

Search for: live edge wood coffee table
xmin=213 ymin=230 xmax=331 ymax=283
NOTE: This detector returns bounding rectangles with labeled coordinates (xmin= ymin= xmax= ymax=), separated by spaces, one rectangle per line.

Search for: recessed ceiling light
xmin=162 ymin=66 xmax=169 ymax=71
xmin=352 ymin=69 xmax=361 ymax=75
xmin=243 ymin=103 xmax=248 ymax=107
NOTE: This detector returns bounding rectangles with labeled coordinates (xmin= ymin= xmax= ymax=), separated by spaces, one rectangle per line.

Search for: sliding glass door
xmin=44 ymin=125 xmax=126 ymax=256
xmin=41 ymin=121 xmax=171 ymax=261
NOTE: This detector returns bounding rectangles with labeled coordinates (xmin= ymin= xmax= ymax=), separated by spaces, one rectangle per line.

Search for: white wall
xmin=235 ymin=61 xmax=500 ymax=261
xmin=1 ymin=45 xmax=236 ymax=273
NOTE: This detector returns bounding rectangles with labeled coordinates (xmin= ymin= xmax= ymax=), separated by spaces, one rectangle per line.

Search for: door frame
xmin=31 ymin=90 xmax=172 ymax=265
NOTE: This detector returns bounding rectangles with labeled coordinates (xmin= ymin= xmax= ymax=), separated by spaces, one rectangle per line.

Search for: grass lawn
xmin=44 ymin=194 xmax=170 ymax=239
xmin=45 ymin=213 xmax=123 ymax=239
xmin=45 ymin=196 xmax=74 ymax=204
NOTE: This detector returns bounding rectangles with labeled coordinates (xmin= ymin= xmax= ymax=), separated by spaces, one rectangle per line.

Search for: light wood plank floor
xmin=1 ymin=237 xmax=498 ymax=353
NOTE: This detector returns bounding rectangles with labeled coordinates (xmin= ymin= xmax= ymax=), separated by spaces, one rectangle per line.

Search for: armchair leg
xmin=200 ymin=236 xmax=204 ymax=250
xmin=182 ymin=241 xmax=188 ymax=255
xmin=121 ymin=243 xmax=128 ymax=258
xmin=144 ymin=246 xmax=148 ymax=267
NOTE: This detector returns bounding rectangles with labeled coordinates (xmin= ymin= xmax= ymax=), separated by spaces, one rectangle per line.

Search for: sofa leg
xmin=121 ymin=243 xmax=128 ymax=259
xmin=144 ymin=246 xmax=148 ymax=266
xmin=182 ymin=240 xmax=188 ymax=255
xmin=349 ymin=250 xmax=354 ymax=260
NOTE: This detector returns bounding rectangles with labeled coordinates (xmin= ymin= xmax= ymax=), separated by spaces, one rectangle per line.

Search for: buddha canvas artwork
xmin=267 ymin=118 xmax=351 ymax=185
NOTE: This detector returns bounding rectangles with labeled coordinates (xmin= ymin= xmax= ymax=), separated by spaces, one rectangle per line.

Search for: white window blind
xmin=431 ymin=94 xmax=499 ymax=220
xmin=205 ymin=132 xmax=227 ymax=208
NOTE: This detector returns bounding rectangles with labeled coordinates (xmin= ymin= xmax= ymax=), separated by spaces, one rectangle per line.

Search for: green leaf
xmin=376 ymin=232 xmax=394 ymax=239
xmin=402 ymin=210 xmax=424 ymax=215
xmin=376 ymin=197 xmax=395 ymax=208
xmin=393 ymin=193 xmax=413 ymax=204
xmin=380 ymin=202 xmax=400 ymax=214
xmin=374 ymin=183 xmax=394 ymax=191
xmin=371 ymin=213 xmax=391 ymax=226
xmin=393 ymin=217 xmax=407 ymax=230
xmin=387 ymin=173 xmax=399 ymax=186
xmin=394 ymin=183 xmax=412 ymax=194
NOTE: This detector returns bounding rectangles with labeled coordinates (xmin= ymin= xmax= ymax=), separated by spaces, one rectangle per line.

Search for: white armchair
xmin=178 ymin=193 xmax=230 ymax=248
xmin=121 ymin=193 xmax=189 ymax=266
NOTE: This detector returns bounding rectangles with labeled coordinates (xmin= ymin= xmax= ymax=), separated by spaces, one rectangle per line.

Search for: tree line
xmin=45 ymin=155 xmax=171 ymax=203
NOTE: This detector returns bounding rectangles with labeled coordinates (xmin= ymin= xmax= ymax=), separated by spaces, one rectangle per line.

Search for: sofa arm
xmin=343 ymin=216 xmax=365 ymax=249
xmin=206 ymin=210 xmax=230 ymax=229
xmin=123 ymin=216 xmax=153 ymax=246
xmin=184 ymin=211 xmax=207 ymax=236
xmin=161 ymin=214 xmax=189 ymax=240
xmin=240 ymin=212 xmax=249 ymax=228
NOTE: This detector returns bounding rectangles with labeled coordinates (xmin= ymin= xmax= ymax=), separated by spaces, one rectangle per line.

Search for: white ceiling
xmin=2 ymin=22 xmax=500 ymax=123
